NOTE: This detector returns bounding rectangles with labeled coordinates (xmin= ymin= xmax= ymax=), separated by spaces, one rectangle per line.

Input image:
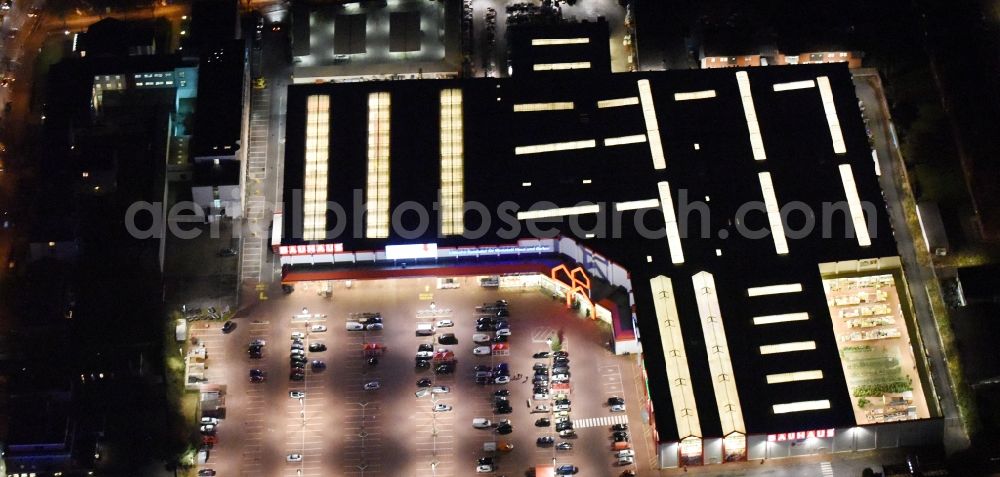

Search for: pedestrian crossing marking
xmin=820 ymin=462 xmax=834 ymax=476
xmin=571 ymin=414 xmax=628 ymax=429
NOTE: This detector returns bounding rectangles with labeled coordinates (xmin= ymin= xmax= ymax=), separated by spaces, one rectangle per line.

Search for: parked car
xmin=556 ymin=422 xmax=573 ymax=431
xmin=612 ymin=423 xmax=629 ymax=431
xmin=418 ymin=343 xmax=434 ymax=352
xmin=286 ymin=453 xmax=303 ymax=462
xmin=494 ymin=389 xmax=510 ymax=397
xmin=434 ymin=403 xmax=453 ymax=412
xmin=559 ymin=429 xmax=577 ymax=438
xmin=473 ymin=333 xmax=491 ymax=343
xmin=438 ymin=333 xmax=458 ymax=345
xmin=435 ymin=363 xmax=455 ymax=374
xmin=556 ymin=441 xmax=573 ymax=450
xmin=431 ymin=386 xmax=450 ymax=394
xmin=494 ymin=375 xmax=510 ymax=384
xmin=198 ymin=470 xmax=217 ymax=476
xmin=472 ymin=418 xmax=492 ymax=428
xmin=533 ymin=351 xmax=550 ymax=358
xmin=535 ymin=418 xmax=550 ymax=427
xmin=199 ymin=424 xmax=216 ymax=435
xmin=611 ymin=403 xmax=627 ymax=412
xmin=366 ymin=323 xmax=383 ymax=330
xmin=496 ymin=422 xmax=513 ymax=434
xmin=531 ymin=404 xmax=550 ymax=413
xmin=310 ymin=324 xmax=327 ymax=332
xmin=417 ymin=378 xmax=433 ymax=387
xmin=364 ymin=381 xmax=380 ymax=390
xmin=436 ymin=319 xmax=454 ymax=327
xmin=346 ymin=322 xmax=364 ymax=331
xmin=536 ymin=436 xmax=555 ymax=446
xmin=556 ymin=464 xmax=579 ymax=475
xmin=289 ymin=391 xmax=305 ymax=399
xmin=309 ymin=342 xmax=327 ymax=352
xmin=311 ymin=360 xmax=326 ymax=370
xmin=200 ymin=417 xmax=219 ymax=425
xmin=222 ymin=321 xmax=236 ymax=333
xmin=473 ymin=346 xmax=491 ymax=355
xmin=290 ymin=332 xmax=305 ymax=340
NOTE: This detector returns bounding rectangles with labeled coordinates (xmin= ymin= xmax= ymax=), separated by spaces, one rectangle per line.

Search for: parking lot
xmin=195 ymin=275 xmax=649 ymax=476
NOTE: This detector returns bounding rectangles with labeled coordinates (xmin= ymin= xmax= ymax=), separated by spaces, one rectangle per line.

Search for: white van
xmin=346 ymin=321 xmax=363 ymax=331
xmin=416 ymin=323 xmax=435 ymax=336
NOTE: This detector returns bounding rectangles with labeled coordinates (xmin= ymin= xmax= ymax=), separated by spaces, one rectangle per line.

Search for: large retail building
xmin=271 ymin=22 xmax=942 ymax=468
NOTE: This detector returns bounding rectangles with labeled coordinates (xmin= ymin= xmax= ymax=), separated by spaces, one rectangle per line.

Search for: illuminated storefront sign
xmin=679 ymin=436 xmax=703 ymax=466
xmin=385 ymin=243 xmax=438 ymax=260
xmin=278 ymin=243 xmax=344 ymax=255
xmin=447 ymin=244 xmax=554 ymax=257
xmin=766 ymin=428 xmax=835 ymax=442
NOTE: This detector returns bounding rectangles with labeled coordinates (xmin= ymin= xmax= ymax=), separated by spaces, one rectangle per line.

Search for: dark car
xmin=553 ymin=356 xmax=570 ymax=365
xmin=553 ymin=366 xmax=570 ymax=375
xmin=553 ymin=351 xmax=569 ymax=358
xmin=198 ymin=470 xmax=217 ymax=476
xmin=417 ymin=378 xmax=433 ymax=387
xmin=494 ymin=389 xmax=510 ymax=397
xmin=309 ymin=342 xmax=327 ymax=352
xmin=368 ymin=357 xmax=378 ymax=366
xmin=555 ymin=422 xmax=573 ymax=431
xmin=535 ymin=418 xmax=551 ymax=427
xmin=418 ymin=343 xmax=434 ymax=352
xmin=607 ymin=396 xmax=625 ymax=406
xmin=533 ymin=362 xmax=548 ymax=370
xmin=533 ymin=351 xmax=550 ymax=359
xmin=555 ymin=398 xmax=571 ymax=406
xmin=475 ymin=376 xmax=490 ymax=385
xmin=222 ymin=321 xmax=236 ymax=333
xmin=614 ymin=431 xmax=629 ymax=440
xmin=435 ymin=363 xmax=455 ymax=374
xmin=612 ymin=423 xmax=629 ymax=431
xmin=250 ymin=375 xmax=264 ymax=383
xmin=475 ymin=323 xmax=491 ymax=332
xmin=438 ymin=333 xmax=458 ymax=345
xmin=291 ymin=342 xmax=305 ymax=350
xmin=416 ymin=358 xmax=431 ymax=369
xmin=478 ymin=457 xmax=494 ymax=466
xmin=556 ymin=465 xmax=579 ymax=475
xmin=250 ymin=369 xmax=265 ymax=376
xmin=494 ymin=363 xmax=509 ymax=374
xmin=496 ymin=423 xmax=513 ymax=434
xmin=537 ymin=436 xmax=554 ymax=446
xmin=495 ymin=403 xmax=512 ymax=414
xmin=290 ymin=372 xmax=305 ymax=381
xmin=474 ymin=364 xmax=491 ymax=372
xmin=311 ymin=360 xmax=326 ymax=370
xmin=291 ymin=360 xmax=306 ymax=369
xmin=492 ymin=334 xmax=508 ymax=343
xmin=534 ymin=386 xmax=549 ymax=394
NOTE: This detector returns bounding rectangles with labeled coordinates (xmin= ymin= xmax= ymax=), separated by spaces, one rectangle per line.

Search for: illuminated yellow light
xmin=758 ymin=172 xmax=789 ymax=255
xmin=753 ymin=312 xmax=810 ymax=325
xmin=817 ymin=76 xmax=847 ymax=154
xmin=366 ymin=92 xmax=391 ymax=239
xmin=533 ymin=62 xmax=591 ymax=71
xmin=692 ymin=271 xmax=745 ymax=435
xmin=513 ymin=102 xmax=574 ymax=112
xmin=603 ymin=134 xmax=647 ymax=146
xmin=673 ymin=90 xmax=717 ymax=101
xmin=650 ymin=275 xmax=703 ymax=440
xmin=766 ymin=370 xmax=824 ymax=384
xmin=303 ymin=95 xmax=330 ymax=240
xmin=759 ymin=341 xmax=816 ymax=355
xmin=657 ymin=181 xmax=684 ymax=264
xmin=773 ymin=400 xmax=831 ymax=414
xmin=615 ymin=199 xmax=659 ymax=211
xmin=521 ymin=182 xmax=532 ymax=187
xmin=440 ymin=89 xmax=464 ymax=236
xmin=736 ymin=71 xmax=767 ymax=160
xmin=638 ymin=80 xmax=666 ymax=170
xmin=531 ymin=38 xmax=590 ymax=46
xmin=838 ymin=164 xmax=872 ymax=247
xmin=597 ymin=97 xmax=639 ymax=108
xmin=581 ymin=179 xmax=592 ymax=184
xmin=516 ymin=204 xmax=599 ymax=220
xmin=514 ymin=140 xmax=596 ymax=155
xmin=747 ymin=283 xmax=803 ymax=296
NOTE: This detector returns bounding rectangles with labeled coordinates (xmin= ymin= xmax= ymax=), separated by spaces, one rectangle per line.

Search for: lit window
xmin=440 ymin=89 xmax=464 ymax=236
xmin=366 ymin=92 xmax=391 ymax=238
xmin=759 ymin=341 xmax=816 ymax=355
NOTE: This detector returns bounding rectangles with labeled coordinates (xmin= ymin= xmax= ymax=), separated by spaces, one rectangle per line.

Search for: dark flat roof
xmin=192 ymin=40 xmax=244 ymax=159
xmin=280 ymin=63 xmax=898 ymax=439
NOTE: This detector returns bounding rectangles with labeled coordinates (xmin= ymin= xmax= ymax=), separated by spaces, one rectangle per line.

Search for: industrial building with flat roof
xmin=271 ymin=23 xmax=942 ymax=468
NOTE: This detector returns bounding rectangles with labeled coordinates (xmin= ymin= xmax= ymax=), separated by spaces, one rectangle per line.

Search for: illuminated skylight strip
xmin=615 ymin=199 xmax=659 ymax=211
xmin=817 ymin=76 xmax=847 ymax=154
xmin=514 ymin=140 xmax=596 ymax=155
xmin=533 ymin=62 xmax=591 ymax=71
xmin=604 ymin=134 xmax=647 ymax=146
xmin=673 ymin=90 xmax=717 ymax=101
xmin=637 ymin=80 xmax=666 ymax=170
xmin=758 ymin=172 xmax=789 ymax=255
xmin=517 ymin=204 xmax=599 ymax=220
xmin=773 ymin=400 xmax=831 ymax=414
xmin=440 ymin=89 xmax=464 ymax=236
xmin=303 ymin=95 xmax=330 ymax=241
xmin=753 ymin=312 xmax=810 ymax=325
xmin=736 ymin=71 xmax=767 ymax=160
xmin=532 ymin=38 xmax=590 ymax=46
xmin=366 ymin=92 xmax=391 ymax=239
xmin=650 ymin=275 xmax=703 ymax=440
xmin=759 ymin=341 xmax=816 ymax=355
xmin=657 ymin=181 xmax=684 ymax=264
xmin=747 ymin=283 xmax=803 ymax=297
xmin=766 ymin=370 xmax=824 ymax=384
xmin=692 ymin=271 xmax=746 ymax=436
xmin=597 ymin=97 xmax=639 ymax=108
xmin=772 ymin=80 xmax=816 ymax=91
xmin=838 ymin=164 xmax=872 ymax=247
xmin=513 ymin=102 xmax=574 ymax=112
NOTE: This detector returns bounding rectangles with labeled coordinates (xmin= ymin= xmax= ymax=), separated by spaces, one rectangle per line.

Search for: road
xmin=240 ymin=6 xmax=289 ymax=285
xmin=852 ymin=69 xmax=968 ymax=453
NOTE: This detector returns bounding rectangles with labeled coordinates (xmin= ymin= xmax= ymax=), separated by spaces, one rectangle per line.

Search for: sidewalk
xmin=657 ymin=447 xmax=911 ymax=476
